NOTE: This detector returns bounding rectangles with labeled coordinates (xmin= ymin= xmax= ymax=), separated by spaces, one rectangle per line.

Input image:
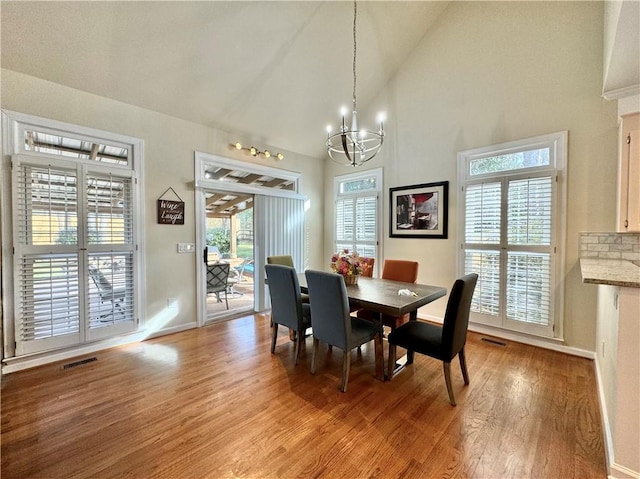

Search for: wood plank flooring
xmin=1 ymin=313 xmax=606 ymax=478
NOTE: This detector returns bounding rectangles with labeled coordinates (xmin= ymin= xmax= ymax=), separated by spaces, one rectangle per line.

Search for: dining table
xmin=297 ymin=273 xmax=447 ymax=379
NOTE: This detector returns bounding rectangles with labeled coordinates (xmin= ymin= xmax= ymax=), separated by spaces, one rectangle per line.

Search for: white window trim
xmin=1 ymin=110 xmax=145 ymax=361
xmin=333 ymin=168 xmax=383 ymax=276
xmin=457 ymin=131 xmax=567 ymax=340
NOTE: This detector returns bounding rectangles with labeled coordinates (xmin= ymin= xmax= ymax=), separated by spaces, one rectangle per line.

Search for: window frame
xmin=457 ymin=131 xmax=567 ymax=339
xmin=333 ymin=168 xmax=383 ymax=277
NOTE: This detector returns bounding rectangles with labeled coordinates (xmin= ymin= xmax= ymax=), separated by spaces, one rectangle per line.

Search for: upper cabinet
xmin=618 ymin=113 xmax=640 ymax=232
xmin=602 ymin=1 xmax=640 ymax=101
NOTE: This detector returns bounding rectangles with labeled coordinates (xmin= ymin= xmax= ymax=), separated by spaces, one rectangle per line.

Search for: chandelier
xmin=326 ymin=0 xmax=385 ymax=167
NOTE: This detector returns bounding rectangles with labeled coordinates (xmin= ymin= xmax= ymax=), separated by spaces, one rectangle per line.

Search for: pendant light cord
xmin=352 ymin=0 xmax=357 ymax=112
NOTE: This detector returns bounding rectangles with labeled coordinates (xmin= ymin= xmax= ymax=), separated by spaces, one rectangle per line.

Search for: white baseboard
xmin=594 ymin=356 xmax=615 ymax=476
xmin=1 ymin=321 xmax=197 ymax=374
xmin=611 ymin=463 xmax=640 ymax=479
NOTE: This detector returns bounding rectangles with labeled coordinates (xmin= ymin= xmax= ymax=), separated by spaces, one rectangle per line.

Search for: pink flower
xmin=330 ymin=250 xmax=364 ymax=277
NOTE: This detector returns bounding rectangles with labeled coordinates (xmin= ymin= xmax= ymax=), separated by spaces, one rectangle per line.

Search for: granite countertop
xmin=580 ymin=258 xmax=640 ymax=288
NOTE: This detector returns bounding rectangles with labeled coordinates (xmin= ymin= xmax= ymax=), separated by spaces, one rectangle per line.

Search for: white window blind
xmin=14 ymin=163 xmax=81 ymax=351
xmin=256 ymin=195 xmax=305 ymax=270
xmin=464 ymin=250 xmax=500 ymax=317
xmin=336 ymin=197 xmax=354 ymax=246
xmin=458 ymin=132 xmax=566 ymax=338
xmin=465 ymin=182 xmax=501 ymax=244
xmin=16 ymin=164 xmax=79 ymax=246
xmin=86 ymin=174 xmax=133 ymax=245
xmin=19 ymin=254 xmax=80 ymax=342
xmin=507 ymin=177 xmax=552 ymax=245
xmin=87 ymin=252 xmax=134 ymax=331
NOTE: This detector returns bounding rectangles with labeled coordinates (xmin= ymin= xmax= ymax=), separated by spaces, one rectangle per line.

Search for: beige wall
xmin=1 ymin=69 xmax=325 ymax=335
xmin=324 ymin=1 xmax=618 ymax=350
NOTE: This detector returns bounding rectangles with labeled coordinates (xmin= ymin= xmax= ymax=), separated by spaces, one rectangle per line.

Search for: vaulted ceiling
xmin=1 ymin=1 xmax=450 ymax=159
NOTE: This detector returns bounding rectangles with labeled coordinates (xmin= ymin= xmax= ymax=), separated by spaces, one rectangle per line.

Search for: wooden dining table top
xmin=297 ymin=273 xmax=447 ymax=317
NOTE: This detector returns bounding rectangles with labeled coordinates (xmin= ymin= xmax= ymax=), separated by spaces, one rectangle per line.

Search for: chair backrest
xmin=265 ymin=264 xmax=304 ymax=330
xmin=266 ymin=255 xmax=295 ymax=267
xmin=360 ymin=257 xmax=375 ymax=278
xmin=304 ymin=270 xmax=351 ymax=350
xmin=89 ymin=266 xmax=113 ymax=295
xmin=382 ymin=259 xmax=419 ymax=283
xmin=441 ymin=273 xmax=479 ymax=359
xmin=207 ymin=263 xmax=230 ymax=293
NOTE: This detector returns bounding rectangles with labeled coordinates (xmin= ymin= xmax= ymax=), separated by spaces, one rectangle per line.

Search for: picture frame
xmin=389 ymin=181 xmax=449 ymax=238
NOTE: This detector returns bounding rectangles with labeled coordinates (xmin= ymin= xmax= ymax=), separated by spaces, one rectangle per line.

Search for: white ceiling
xmin=1 ymin=1 xmax=450 ymax=158
xmin=603 ymin=0 xmax=640 ymax=97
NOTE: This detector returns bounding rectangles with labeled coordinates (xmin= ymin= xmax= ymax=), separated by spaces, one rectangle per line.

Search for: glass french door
xmin=12 ymin=155 xmax=137 ymax=355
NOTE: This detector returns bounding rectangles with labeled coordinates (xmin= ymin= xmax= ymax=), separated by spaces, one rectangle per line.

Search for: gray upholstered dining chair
xmin=265 ymin=264 xmax=312 ymax=365
xmin=387 ymin=273 xmax=478 ymax=406
xmin=304 ymin=269 xmax=384 ymax=392
xmin=267 ymin=255 xmax=309 ymax=307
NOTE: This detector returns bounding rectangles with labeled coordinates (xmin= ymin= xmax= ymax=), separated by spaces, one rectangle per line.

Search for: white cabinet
xmin=617 ymin=113 xmax=640 ymax=232
xmin=596 ymin=284 xmax=640 ymax=477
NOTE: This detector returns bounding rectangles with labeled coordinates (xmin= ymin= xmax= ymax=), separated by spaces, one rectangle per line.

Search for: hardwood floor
xmin=1 ymin=313 xmax=606 ymax=478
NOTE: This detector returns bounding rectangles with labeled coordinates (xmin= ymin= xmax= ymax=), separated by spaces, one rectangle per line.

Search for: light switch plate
xmin=177 ymin=243 xmax=195 ymax=253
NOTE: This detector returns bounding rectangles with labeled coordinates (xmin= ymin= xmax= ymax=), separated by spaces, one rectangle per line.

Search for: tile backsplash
xmin=579 ymin=232 xmax=640 ymax=260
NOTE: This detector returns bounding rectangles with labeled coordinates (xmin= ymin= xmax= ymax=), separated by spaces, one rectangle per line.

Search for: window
xmin=334 ymin=169 xmax=382 ymax=274
xmin=458 ymin=132 xmax=566 ymax=338
xmin=2 ymin=111 xmax=142 ymax=356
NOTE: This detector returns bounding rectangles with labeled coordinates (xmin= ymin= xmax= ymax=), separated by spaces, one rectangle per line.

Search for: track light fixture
xmin=232 ymin=142 xmax=284 ymax=161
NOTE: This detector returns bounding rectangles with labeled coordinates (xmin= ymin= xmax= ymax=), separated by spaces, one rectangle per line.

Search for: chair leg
xmin=270 ymin=323 xmax=278 ymax=354
xmin=293 ymin=330 xmax=303 ymax=366
xmin=443 ymin=361 xmax=456 ymax=406
xmin=387 ymin=343 xmax=397 ymax=380
xmin=310 ymin=338 xmax=319 ymax=374
xmin=459 ymin=347 xmax=470 ymax=385
xmin=340 ymin=349 xmax=351 ymax=393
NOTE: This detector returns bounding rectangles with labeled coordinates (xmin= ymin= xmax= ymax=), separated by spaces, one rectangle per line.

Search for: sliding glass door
xmin=204 ymin=189 xmax=255 ymax=320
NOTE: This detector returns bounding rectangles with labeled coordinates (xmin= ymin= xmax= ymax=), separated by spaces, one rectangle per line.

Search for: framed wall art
xmin=389 ymin=181 xmax=448 ymax=238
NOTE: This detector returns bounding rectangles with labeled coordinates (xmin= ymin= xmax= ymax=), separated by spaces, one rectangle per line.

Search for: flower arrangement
xmin=330 ymin=249 xmax=363 ymax=283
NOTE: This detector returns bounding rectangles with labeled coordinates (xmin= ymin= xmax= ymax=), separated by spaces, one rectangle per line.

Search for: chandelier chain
xmin=352 ymin=0 xmax=357 ymax=111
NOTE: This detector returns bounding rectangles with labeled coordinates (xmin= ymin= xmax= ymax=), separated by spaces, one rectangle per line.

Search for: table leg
xmin=387 ymin=309 xmax=418 ymax=379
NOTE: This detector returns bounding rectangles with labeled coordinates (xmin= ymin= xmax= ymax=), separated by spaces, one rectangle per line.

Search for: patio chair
xmin=207 ymin=262 xmax=230 ymax=309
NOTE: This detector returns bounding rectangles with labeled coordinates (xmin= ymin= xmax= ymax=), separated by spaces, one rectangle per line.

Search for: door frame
xmin=194 ymin=151 xmax=306 ymax=327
